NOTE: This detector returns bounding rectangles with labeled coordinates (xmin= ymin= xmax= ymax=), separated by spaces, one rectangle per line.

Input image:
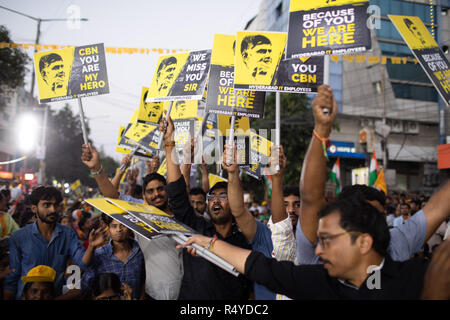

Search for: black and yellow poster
xmin=34 ymin=43 xmax=109 ymax=103
xmin=124 ymin=121 xmax=160 ymax=155
xmin=217 ymin=114 xmax=250 ymax=137
xmin=84 ymin=198 xmax=162 ymax=240
xmin=234 ymin=31 xmax=324 ymax=93
xmin=173 ymin=118 xmax=195 ymax=155
xmin=116 ymin=125 xmax=154 ymax=160
xmin=205 ymin=34 xmax=265 ymax=118
xmin=287 ymin=0 xmax=371 ymax=58
xmin=243 ymin=133 xmax=273 ymax=180
xmin=137 ymin=87 xmax=164 ymax=124
xmin=147 ymin=50 xmax=211 ymax=102
xmin=107 ymin=198 xmax=198 ymax=236
xmin=221 ymin=135 xmax=250 ymax=166
xmin=165 ymin=100 xmax=199 ymax=119
xmin=389 ymin=15 xmax=450 ymax=105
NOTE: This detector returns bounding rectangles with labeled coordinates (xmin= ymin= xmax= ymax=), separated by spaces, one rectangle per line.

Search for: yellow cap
xmin=21 ymin=265 xmax=56 ymax=284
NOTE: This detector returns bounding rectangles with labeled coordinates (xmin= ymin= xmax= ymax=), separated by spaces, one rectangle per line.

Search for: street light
xmin=0 ymin=5 xmax=88 ymax=98
xmin=15 ymin=112 xmax=39 ymax=153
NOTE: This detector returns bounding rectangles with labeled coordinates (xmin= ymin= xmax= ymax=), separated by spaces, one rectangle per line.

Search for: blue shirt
xmin=295 ymin=209 xmax=427 ymax=265
xmin=251 ymin=220 xmax=276 ymax=300
xmin=4 ymin=222 xmax=87 ymax=299
xmin=81 ymin=239 xmax=145 ymax=299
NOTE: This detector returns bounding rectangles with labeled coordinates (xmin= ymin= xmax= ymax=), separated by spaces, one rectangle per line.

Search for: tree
xmin=45 ymin=103 xmax=120 ymax=187
xmin=0 ymin=25 xmax=30 ymax=110
xmin=242 ymin=92 xmax=314 ymax=201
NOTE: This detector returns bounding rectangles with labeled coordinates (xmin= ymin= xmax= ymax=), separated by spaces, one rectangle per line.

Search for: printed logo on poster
xmin=116 ymin=126 xmax=153 ymax=159
xmin=166 ymin=100 xmax=199 ymax=120
xmin=146 ymin=50 xmax=211 ymax=102
xmin=205 ymin=34 xmax=265 ymax=118
xmin=34 ymin=43 xmax=109 ymax=103
xmin=234 ymin=31 xmax=324 ymax=93
xmin=389 ymin=15 xmax=450 ymax=105
xmin=286 ymin=0 xmax=371 ymax=58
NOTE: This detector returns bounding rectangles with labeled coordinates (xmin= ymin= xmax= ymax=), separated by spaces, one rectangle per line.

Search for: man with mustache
xmin=155 ymin=56 xmax=177 ymax=95
xmin=3 ymin=186 xmax=101 ymax=300
xmin=160 ymin=116 xmax=253 ymax=299
xmin=81 ymin=145 xmax=183 ymax=300
xmin=240 ymin=35 xmax=274 ymax=83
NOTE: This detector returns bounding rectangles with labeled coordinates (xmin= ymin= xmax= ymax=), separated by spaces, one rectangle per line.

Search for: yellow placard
xmin=147 ymin=52 xmax=190 ymax=99
xmin=210 ymin=34 xmax=236 ymax=67
xmin=218 ymin=115 xmax=250 ymax=136
xmin=290 ymin=0 xmax=368 ymax=12
xmin=71 ymin=179 xmax=81 ymax=191
xmin=389 ymin=15 xmax=438 ymax=50
xmin=124 ymin=122 xmax=158 ymax=144
xmin=107 ymin=198 xmax=171 ymax=217
xmin=137 ymin=87 xmax=164 ymax=124
xmin=250 ymin=132 xmax=272 ymax=157
xmin=235 ymin=31 xmax=286 ymax=87
xmin=34 ymin=47 xmax=75 ymax=101
xmin=157 ymin=157 xmax=167 ymax=178
xmin=165 ymin=100 xmax=198 ymax=119
xmin=84 ymin=198 xmax=127 ymax=214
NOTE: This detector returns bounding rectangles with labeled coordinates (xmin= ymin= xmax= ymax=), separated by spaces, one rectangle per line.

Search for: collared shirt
xmin=118 ymin=193 xmax=183 ymax=300
xmin=166 ymin=176 xmax=252 ymax=300
xmin=267 ymin=216 xmax=298 ymax=300
xmin=4 ymin=222 xmax=87 ymax=299
xmin=295 ymin=209 xmax=427 ymax=265
xmin=81 ymin=239 xmax=145 ymax=299
xmin=251 ymin=220 xmax=276 ymax=300
xmin=245 ymin=252 xmax=429 ymax=299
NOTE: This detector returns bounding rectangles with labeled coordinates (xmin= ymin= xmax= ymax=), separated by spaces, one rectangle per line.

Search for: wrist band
xmin=90 ymin=165 xmax=103 ymax=176
xmin=312 ymin=130 xmax=330 ymax=162
xmin=164 ymin=141 xmax=176 ymax=147
xmin=207 ymin=234 xmax=218 ymax=252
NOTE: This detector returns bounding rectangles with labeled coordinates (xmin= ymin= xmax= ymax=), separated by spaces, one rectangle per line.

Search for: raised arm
xmin=201 ymin=159 xmax=210 ymax=193
xmin=422 ymin=180 xmax=450 ymax=242
xmin=111 ymin=155 xmax=131 ymax=191
xmin=145 ymin=155 xmax=160 ymax=175
xmin=180 ymin=137 xmax=195 ymax=192
xmin=269 ymin=145 xmax=287 ymax=224
xmin=161 ymin=115 xmax=182 ymax=184
xmin=81 ymin=143 xmax=119 ymax=199
xmin=223 ymin=143 xmax=257 ymax=242
xmin=299 ymin=85 xmax=338 ymax=244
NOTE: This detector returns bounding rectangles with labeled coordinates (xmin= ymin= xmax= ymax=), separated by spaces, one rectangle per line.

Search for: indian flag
xmin=373 ymin=168 xmax=387 ymax=195
xmin=330 ymin=158 xmax=341 ymax=195
xmin=369 ymin=150 xmax=378 ymax=186
xmin=263 ymin=167 xmax=272 ymax=198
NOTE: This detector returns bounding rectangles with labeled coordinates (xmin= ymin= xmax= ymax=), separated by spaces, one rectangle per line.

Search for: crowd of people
xmin=0 ymin=85 xmax=449 ymax=300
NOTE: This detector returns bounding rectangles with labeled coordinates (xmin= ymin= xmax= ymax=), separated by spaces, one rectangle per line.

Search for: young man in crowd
xmin=3 ymin=186 xmax=99 ymax=300
xmin=160 ymin=115 xmax=253 ymax=300
xmin=81 ymin=146 xmax=183 ymax=300
xmin=81 ymin=214 xmax=146 ymax=300
xmin=297 ymin=84 xmax=450 ymax=265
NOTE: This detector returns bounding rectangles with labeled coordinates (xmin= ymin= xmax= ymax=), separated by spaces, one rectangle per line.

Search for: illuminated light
xmin=0 ymin=171 xmax=13 ymax=179
xmin=24 ymin=173 xmax=34 ymax=181
xmin=15 ymin=113 xmax=39 ymax=153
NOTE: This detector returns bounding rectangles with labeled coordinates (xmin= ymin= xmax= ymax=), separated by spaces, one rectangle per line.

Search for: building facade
xmin=246 ymin=0 xmax=450 ymax=194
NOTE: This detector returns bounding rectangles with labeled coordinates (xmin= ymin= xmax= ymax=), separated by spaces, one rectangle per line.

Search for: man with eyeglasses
xmin=159 ymin=115 xmax=253 ymax=300
xmin=81 ymin=145 xmax=184 ymax=300
xmin=178 ymin=193 xmax=430 ymax=299
xmin=296 ymin=84 xmax=450 ymax=266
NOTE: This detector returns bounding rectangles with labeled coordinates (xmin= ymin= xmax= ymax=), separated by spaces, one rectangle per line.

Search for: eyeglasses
xmin=317 ymin=231 xmax=362 ymax=249
xmin=207 ymin=194 xmax=228 ymax=201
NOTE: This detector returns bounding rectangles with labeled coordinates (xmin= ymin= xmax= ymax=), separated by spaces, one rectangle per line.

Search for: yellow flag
xmin=373 ymin=168 xmax=387 ymax=195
